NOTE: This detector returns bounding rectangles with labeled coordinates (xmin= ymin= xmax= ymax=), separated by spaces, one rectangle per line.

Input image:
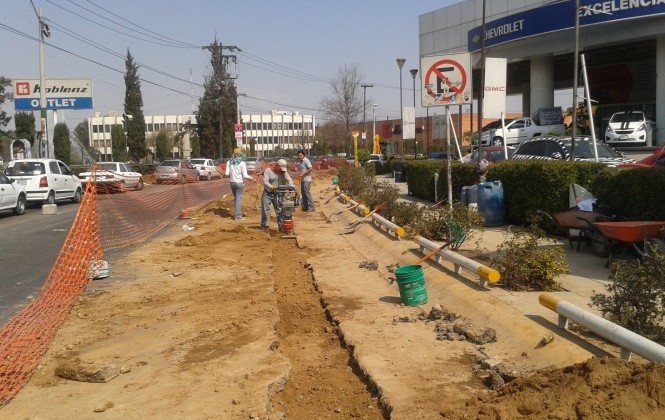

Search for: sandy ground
xmin=3 ymin=173 xmax=665 ymax=419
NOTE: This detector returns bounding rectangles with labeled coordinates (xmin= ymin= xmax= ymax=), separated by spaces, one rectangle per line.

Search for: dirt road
xmin=3 ymin=176 xmax=665 ymax=419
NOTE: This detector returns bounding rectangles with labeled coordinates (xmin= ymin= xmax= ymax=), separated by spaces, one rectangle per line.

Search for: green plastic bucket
xmin=332 ymin=177 xmax=339 ymax=185
xmin=394 ymin=265 xmax=428 ymax=306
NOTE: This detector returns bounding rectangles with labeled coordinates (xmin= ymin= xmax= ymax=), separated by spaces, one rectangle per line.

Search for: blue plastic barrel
xmin=477 ymin=181 xmax=505 ymax=227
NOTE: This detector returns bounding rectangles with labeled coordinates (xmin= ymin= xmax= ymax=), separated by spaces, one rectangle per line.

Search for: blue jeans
xmin=261 ymin=190 xmax=284 ymax=230
xmin=301 ymin=180 xmax=314 ymax=210
xmin=231 ymin=182 xmax=244 ymax=219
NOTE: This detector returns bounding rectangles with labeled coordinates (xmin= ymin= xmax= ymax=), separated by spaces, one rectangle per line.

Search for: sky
xmin=1 ymin=0 xmax=461 ymax=131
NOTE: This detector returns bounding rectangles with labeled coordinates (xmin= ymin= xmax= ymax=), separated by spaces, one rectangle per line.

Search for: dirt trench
xmin=267 ymin=231 xmax=384 ymax=419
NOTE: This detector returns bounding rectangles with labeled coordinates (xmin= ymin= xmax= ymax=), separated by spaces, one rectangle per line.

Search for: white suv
xmin=4 ymin=159 xmax=82 ymax=204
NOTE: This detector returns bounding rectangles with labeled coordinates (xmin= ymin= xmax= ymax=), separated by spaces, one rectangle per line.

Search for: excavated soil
xmin=2 ymin=174 xmax=665 ymax=419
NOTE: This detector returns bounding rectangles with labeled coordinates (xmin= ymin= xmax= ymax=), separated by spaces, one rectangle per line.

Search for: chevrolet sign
xmin=13 ymin=79 xmax=93 ymax=110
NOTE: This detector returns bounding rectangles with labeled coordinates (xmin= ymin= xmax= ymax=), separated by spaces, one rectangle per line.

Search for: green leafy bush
xmin=590 ymin=244 xmax=665 ymax=343
xmin=412 ymin=203 xmax=485 ymax=250
xmin=491 ymin=223 xmax=568 ymax=291
xmin=591 ymin=167 xmax=665 ymax=221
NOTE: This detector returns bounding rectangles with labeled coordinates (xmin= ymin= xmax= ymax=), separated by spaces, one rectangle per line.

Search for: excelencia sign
xmin=12 ymin=79 xmax=93 ymax=110
xmin=468 ymin=0 xmax=665 ymax=52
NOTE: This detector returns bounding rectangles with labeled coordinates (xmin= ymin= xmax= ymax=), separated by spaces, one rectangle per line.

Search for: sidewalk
xmin=374 ymin=172 xmax=612 ymax=315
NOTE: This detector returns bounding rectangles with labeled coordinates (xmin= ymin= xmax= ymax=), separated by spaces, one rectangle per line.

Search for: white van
xmin=4 ymin=159 xmax=83 ymax=204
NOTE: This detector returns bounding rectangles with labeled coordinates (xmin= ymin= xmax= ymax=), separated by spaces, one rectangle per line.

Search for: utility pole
xmin=571 ymin=0 xmax=580 ymax=158
xmin=202 ymin=43 xmax=241 ymax=160
xmin=38 ymin=7 xmax=50 ymax=158
xmin=361 ymin=83 xmax=373 ymax=150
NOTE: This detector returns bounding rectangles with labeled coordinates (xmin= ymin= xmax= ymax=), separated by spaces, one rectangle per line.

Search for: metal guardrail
xmin=337 ymin=193 xmax=404 ymax=238
xmin=539 ymin=293 xmax=665 ymax=362
xmin=413 ymin=235 xmax=500 ymax=288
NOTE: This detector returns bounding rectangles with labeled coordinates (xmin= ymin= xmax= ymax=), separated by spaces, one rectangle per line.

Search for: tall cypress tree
xmin=124 ymin=50 xmax=148 ymax=162
xmin=196 ymin=40 xmax=237 ymax=159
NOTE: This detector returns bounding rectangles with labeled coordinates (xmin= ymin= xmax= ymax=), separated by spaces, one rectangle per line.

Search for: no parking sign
xmin=420 ymin=53 xmax=472 ymax=107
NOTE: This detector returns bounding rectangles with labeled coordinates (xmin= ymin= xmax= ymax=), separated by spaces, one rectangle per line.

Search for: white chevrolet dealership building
xmin=420 ymin=0 xmax=665 ymax=145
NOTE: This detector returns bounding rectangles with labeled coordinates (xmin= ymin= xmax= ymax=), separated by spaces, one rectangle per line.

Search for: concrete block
xmin=42 ymin=204 xmax=58 ymax=215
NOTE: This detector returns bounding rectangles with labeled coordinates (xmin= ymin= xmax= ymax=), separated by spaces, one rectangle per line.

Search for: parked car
xmin=215 ymin=158 xmax=227 ymax=174
xmin=312 ymin=156 xmax=330 ymax=170
xmin=620 ymin=144 xmax=665 ymax=168
xmin=427 ymin=152 xmax=452 ymax=160
xmin=511 ymin=137 xmax=634 ymax=166
xmin=4 ymin=158 xmax=82 ymax=204
xmin=154 ymin=159 xmax=200 ymax=184
xmin=190 ymin=158 xmax=222 ymax=180
xmin=604 ymin=111 xmax=654 ymax=146
xmin=78 ymin=162 xmax=144 ymax=192
xmin=462 ymin=146 xmax=516 ymax=165
xmin=244 ymin=156 xmax=266 ymax=174
xmin=0 ymin=171 xmax=26 ymax=216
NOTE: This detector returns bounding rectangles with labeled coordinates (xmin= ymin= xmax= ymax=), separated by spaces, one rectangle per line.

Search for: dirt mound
xmin=443 ymin=357 xmax=665 ymax=419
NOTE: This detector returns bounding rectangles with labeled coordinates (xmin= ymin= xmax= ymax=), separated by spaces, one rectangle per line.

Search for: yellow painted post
xmin=352 ymin=131 xmax=359 ymax=167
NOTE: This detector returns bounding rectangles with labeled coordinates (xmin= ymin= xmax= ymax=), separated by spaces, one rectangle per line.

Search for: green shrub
xmin=491 ymin=222 xmax=568 ymax=291
xmin=590 ymin=244 xmax=665 ymax=343
xmin=412 ymin=203 xmax=485 ymax=250
xmin=591 ymin=167 xmax=665 ymax=220
xmin=404 ymin=159 xmax=444 ymax=202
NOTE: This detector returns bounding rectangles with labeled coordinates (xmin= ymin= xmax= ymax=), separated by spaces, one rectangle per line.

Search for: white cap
xmin=277 ymin=159 xmax=287 ymax=171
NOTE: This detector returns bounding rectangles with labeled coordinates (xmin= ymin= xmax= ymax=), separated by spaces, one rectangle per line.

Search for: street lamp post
xmin=361 ymin=83 xmax=373 ymax=150
xmin=409 ymin=68 xmax=418 ymax=158
xmin=396 ymin=58 xmax=406 ymax=157
xmin=372 ymin=104 xmax=377 ymax=153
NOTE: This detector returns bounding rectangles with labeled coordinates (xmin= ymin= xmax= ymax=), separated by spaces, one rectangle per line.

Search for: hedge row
xmin=396 ymin=159 xmax=665 ymax=224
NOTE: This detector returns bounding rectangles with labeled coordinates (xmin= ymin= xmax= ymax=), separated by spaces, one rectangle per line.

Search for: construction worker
xmin=225 ymin=148 xmax=253 ymax=221
xmin=261 ymin=159 xmax=293 ymax=231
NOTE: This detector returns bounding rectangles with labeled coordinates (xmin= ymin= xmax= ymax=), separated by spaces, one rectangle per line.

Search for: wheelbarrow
xmin=592 ymin=221 xmax=665 ymax=266
xmin=537 ymin=208 xmax=613 ymax=257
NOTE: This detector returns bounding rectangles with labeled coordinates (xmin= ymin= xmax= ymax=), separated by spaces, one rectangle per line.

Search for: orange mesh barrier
xmin=0 ymin=165 xmax=233 ymax=406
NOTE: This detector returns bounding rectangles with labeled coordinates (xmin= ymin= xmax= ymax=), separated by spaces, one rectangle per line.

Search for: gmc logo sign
xmin=485 ymin=86 xmax=505 ymax=91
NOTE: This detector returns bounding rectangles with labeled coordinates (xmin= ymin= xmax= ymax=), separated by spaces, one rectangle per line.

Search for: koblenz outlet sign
xmin=12 ymin=79 xmax=93 ymax=110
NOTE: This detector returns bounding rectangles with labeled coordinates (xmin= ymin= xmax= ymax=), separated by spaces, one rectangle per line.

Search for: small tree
xmin=53 ymin=122 xmax=71 ymax=164
xmin=155 ymin=131 xmax=169 ymax=161
xmin=111 ymin=125 xmax=127 ymax=162
xmin=14 ymin=112 xmax=37 ymax=141
xmin=590 ymin=245 xmax=665 ymax=343
xmin=320 ymin=64 xmax=365 ymax=155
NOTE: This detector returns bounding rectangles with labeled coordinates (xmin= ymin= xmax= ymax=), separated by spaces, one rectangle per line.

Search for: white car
xmin=0 ymin=171 xmax=26 ymax=216
xmin=189 ymin=158 xmax=222 ymax=181
xmin=78 ymin=162 xmax=144 ymax=192
xmin=604 ymin=111 xmax=654 ymax=146
xmin=4 ymin=158 xmax=82 ymax=204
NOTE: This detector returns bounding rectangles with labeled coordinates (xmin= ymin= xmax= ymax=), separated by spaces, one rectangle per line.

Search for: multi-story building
xmin=88 ymin=112 xmax=196 ymax=161
xmin=242 ymin=110 xmax=315 ymax=156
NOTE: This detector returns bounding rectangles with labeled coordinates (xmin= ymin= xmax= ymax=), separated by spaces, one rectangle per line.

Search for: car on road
xmin=154 ymin=159 xmax=200 ymax=184
xmin=244 ymin=156 xmax=266 ymax=174
xmin=604 ymin=111 xmax=654 ymax=146
xmin=78 ymin=162 xmax=144 ymax=192
xmin=190 ymin=158 xmax=222 ymax=180
xmin=4 ymin=158 xmax=83 ymax=204
xmin=510 ymin=137 xmax=634 ymax=167
xmin=0 ymin=171 xmax=27 ymax=216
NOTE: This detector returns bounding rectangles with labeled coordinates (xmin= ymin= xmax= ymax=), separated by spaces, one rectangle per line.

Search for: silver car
xmin=155 ymin=160 xmax=200 ymax=184
xmin=244 ymin=157 xmax=265 ymax=174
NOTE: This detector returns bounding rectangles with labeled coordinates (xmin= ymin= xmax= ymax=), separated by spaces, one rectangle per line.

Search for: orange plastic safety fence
xmin=0 ymin=167 xmax=232 ymax=406
xmin=0 ymin=178 xmax=101 ymax=406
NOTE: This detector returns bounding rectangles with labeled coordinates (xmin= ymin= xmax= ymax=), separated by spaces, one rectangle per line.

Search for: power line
xmin=45 ymin=0 xmax=197 ymax=48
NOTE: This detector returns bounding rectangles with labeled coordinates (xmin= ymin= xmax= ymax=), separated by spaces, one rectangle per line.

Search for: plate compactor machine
xmin=276 ymin=185 xmax=299 ymax=238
